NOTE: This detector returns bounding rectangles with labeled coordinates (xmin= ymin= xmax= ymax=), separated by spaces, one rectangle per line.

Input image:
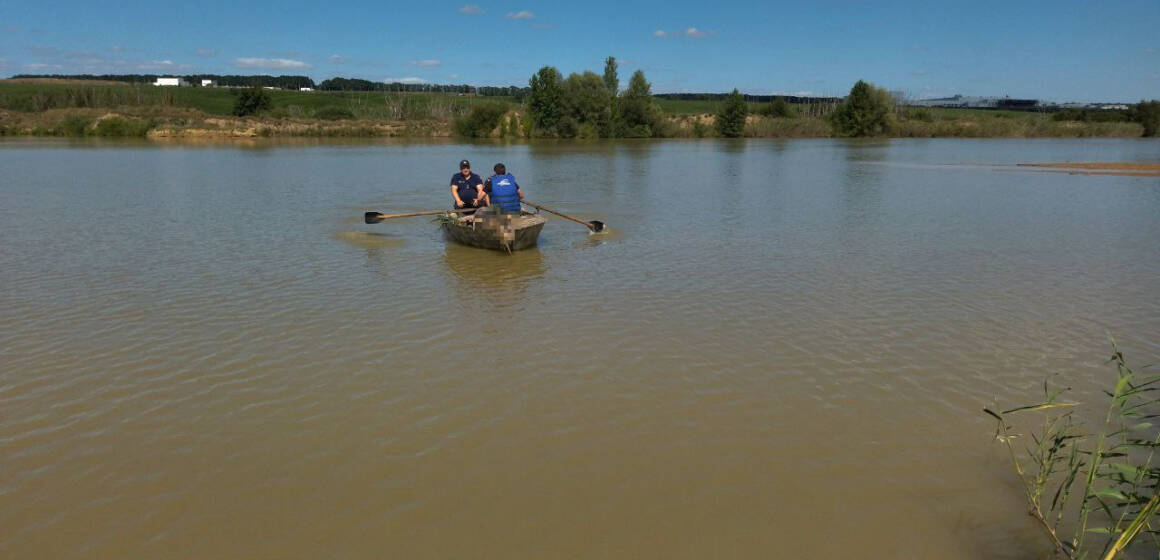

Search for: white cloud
xmin=448 ymin=73 xmax=460 ymax=79
xmin=506 ymin=10 xmax=534 ymax=19
xmin=383 ymin=76 xmax=426 ymax=84
xmin=137 ymin=59 xmax=189 ymax=71
xmin=19 ymin=46 xmax=193 ymax=73
xmin=196 ymin=48 xmax=217 ymax=57
xmin=409 ymin=59 xmax=442 ymax=67
xmin=108 ymin=46 xmax=126 ymax=53
xmin=458 ymin=5 xmax=484 ymax=14
xmin=655 ymin=28 xmax=712 ymax=39
xmin=234 ymin=57 xmax=311 ymax=69
xmin=328 ymin=54 xmax=345 ymax=63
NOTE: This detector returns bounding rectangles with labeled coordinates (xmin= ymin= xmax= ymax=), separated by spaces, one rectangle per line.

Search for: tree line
xmin=316 ymin=78 xmax=529 ymax=97
xmin=12 ymin=73 xmax=315 ymax=89
xmin=656 ymin=92 xmax=842 ymax=104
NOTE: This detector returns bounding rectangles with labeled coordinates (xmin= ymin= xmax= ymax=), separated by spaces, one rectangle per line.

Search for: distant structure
xmin=152 ymin=77 xmax=189 ymax=87
xmin=299 ymin=87 xmax=314 ymax=92
xmin=909 ymin=95 xmax=1130 ymax=111
xmin=910 ymin=95 xmax=1041 ymax=109
xmin=200 ymin=79 xmax=215 ymax=87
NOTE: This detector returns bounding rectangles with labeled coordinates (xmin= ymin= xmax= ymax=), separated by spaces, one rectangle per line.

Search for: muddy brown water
xmin=2 ymin=138 xmax=1159 ymax=559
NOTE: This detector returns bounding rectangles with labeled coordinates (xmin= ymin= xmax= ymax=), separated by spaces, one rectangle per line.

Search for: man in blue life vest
xmin=449 ymin=159 xmax=484 ymax=209
xmin=483 ymin=163 xmax=524 ymax=213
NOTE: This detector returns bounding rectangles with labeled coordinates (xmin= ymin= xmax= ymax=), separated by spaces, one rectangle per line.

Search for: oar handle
xmin=522 ymin=200 xmax=603 ymax=231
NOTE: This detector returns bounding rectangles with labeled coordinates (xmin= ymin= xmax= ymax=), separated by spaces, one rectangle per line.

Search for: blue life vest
xmin=489 ymin=174 xmax=521 ymax=212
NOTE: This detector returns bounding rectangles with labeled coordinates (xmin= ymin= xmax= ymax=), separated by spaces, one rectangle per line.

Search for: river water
xmin=2 ymin=138 xmax=1159 ymax=558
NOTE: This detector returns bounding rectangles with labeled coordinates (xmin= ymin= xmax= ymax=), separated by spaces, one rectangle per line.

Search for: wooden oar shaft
xmin=521 ymin=200 xmax=595 ymax=228
xmin=370 ymin=208 xmax=475 ymax=221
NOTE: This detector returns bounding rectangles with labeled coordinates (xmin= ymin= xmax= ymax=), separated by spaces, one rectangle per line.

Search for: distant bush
xmin=1132 ymin=100 xmax=1159 ymax=137
xmin=452 ymin=101 xmax=507 ymax=137
xmin=60 ymin=114 xmax=93 ymax=136
xmin=830 ymin=80 xmax=895 ymax=137
xmin=715 ymin=89 xmax=748 ymax=138
xmin=91 ymin=116 xmax=153 ymax=137
xmin=232 ymin=87 xmax=271 ymax=116
xmin=313 ymin=106 xmax=356 ymax=121
xmin=769 ymin=97 xmax=795 ymax=118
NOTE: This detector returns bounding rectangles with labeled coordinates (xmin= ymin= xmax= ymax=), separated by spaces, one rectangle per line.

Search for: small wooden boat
xmin=439 ymin=210 xmax=547 ymax=252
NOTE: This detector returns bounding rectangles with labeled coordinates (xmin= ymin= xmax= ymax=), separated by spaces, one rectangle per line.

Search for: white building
xmin=153 ymin=77 xmax=189 ymax=87
xmin=299 ymin=87 xmax=314 ymax=92
xmin=201 ymin=79 xmax=216 ymax=87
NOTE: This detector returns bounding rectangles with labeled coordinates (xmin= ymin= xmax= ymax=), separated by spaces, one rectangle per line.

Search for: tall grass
xmin=985 ymin=337 xmax=1160 ymax=559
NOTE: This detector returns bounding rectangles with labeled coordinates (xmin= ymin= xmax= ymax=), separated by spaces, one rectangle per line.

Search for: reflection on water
xmin=441 ymin=243 xmax=546 ymax=312
xmin=333 ymin=230 xmax=406 ymax=249
xmin=1 ymin=137 xmax=1158 ymax=559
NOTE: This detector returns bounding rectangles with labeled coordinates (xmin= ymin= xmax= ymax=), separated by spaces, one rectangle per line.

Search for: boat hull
xmin=440 ymin=211 xmax=546 ymax=252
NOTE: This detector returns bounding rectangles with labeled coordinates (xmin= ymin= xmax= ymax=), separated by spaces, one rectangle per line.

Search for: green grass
xmin=920 ymin=107 xmax=1043 ymax=120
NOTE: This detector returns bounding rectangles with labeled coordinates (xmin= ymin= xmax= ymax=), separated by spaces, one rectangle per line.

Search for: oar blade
xmin=364 ymin=211 xmax=385 ymax=224
xmin=589 ymin=220 xmax=605 ymax=233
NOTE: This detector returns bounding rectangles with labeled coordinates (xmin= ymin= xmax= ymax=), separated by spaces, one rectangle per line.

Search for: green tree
xmin=566 ymin=71 xmax=613 ymax=137
xmin=1133 ymin=100 xmax=1160 ymax=137
xmin=769 ymin=96 xmax=794 ymax=118
xmin=829 ymin=80 xmax=895 ymax=137
xmin=527 ymin=66 xmax=568 ymax=136
xmin=617 ymin=70 xmax=661 ymax=137
xmin=233 ymin=86 xmax=272 ymax=116
xmin=716 ymin=88 xmax=748 ymax=137
xmin=603 ymin=56 xmax=619 ymax=93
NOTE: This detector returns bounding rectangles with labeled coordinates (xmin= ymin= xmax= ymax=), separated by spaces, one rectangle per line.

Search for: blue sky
xmin=2 ymin=0 xmax=1157 ymax=102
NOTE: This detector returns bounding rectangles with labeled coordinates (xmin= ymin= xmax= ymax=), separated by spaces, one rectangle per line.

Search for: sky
xmin=1 ymin=0 xmax=1157 ymax=102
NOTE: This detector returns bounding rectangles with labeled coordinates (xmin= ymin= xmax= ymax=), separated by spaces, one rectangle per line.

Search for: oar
xmin=521 ymin=200 xmax=605 ymax=232
xmin=364 ymin=208 xmax=476 ymax=224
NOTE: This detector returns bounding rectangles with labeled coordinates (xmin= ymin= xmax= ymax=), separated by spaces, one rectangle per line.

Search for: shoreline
xmin=0 ymin=108 xmax=1146 ymax=140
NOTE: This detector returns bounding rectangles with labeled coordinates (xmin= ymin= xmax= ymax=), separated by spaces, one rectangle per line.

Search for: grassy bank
xmin=0 ymin=82 xmax=1144 ymax=139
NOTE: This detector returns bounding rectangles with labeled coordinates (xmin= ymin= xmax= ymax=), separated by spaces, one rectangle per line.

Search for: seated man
xmin=449 ymin=159 xmax=484 ymax=209
xmin=483 ymin=163 xmax=524 ymax=213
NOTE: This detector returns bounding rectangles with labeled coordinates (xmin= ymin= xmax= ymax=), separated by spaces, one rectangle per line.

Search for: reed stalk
xmin=985 ymin=336 xmax=1160 ymax=559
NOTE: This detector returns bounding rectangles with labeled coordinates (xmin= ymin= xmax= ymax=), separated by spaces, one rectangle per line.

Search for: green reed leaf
xmin=1108 ymin=463 xmax=1140 ymax=478
xmin=1092 ymin=489 xmax=1129 ymax=501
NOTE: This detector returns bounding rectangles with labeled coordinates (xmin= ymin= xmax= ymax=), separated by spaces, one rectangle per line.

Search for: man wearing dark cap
xmin=449 ymin=159 xmax=484 ymax=209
